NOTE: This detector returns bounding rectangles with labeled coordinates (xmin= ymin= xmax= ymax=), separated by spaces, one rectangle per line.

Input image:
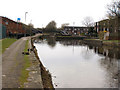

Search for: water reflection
xmin=35 ymin=36 xmax=56 ymax=48
xmin=58 ymin=39 xmax=120 ymax=59
xmin=46 ymin=37 xmax=56 ymax=48
xmin=100 ymin=58 xmax=118 ymax=87
xmin=34 ymin=37 xmax=119 ymax=88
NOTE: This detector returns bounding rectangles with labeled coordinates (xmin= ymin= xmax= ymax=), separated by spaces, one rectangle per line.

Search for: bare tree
xmin=82 ymin=17 xmax=96 ymax=36
xmin=82 ymin=17 xmax=94 ymax=27
xmin=107 ymin=0 xmax=120 ymax=18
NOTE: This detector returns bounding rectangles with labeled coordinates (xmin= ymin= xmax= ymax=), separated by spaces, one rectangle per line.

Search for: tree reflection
xmin=41 ymin=36 xmax=56 ymax=48
xmin=58 ymin=40 xmax=84 ymax=46
xmin=46 ymin=37 xmax=56 ymax=48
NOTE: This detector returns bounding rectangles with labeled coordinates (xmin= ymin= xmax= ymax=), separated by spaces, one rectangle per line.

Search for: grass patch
xmin=24 ymin=40 xmax=29 ymax=52
xmin=0 ymin=40 xmax=2 ymax=55
xmin=2 ymin=38 xmax=17 ymax=53
xmin=85 ymin=39 xmax=120 ymax=43
xmin=19 ymin=40 xmax=31 ymax=88
xmin=103 ymin=40 xmax=120 ymax=43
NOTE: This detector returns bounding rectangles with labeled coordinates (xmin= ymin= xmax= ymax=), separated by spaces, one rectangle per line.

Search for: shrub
xmin=98 ymin=31 xmax=104 ymax=40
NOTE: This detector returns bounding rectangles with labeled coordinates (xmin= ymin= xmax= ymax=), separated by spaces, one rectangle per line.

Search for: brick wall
xmin=0 ymin=16 xmax=25 ymax=36
xmin=97 ymin=17 xmax=120 ymax=40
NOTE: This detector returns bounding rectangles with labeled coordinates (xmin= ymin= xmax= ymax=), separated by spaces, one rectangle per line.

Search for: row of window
xmin=65 ymin=28 xmax=88 ymax=31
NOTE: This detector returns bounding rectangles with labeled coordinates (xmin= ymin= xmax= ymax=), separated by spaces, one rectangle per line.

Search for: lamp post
xmin=24 ymin=12 xmax=28 ymax=37
xmin=30 ymin=19 xmax=32 ymax=36
xmin=25 ymin=12 xmax=28 ymax=23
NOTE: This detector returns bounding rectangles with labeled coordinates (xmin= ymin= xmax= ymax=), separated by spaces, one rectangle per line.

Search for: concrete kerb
xmin=23 ymin=37 xmax=44 ymax=88
xmin=30 ymin=36 xmax=54 ymax=89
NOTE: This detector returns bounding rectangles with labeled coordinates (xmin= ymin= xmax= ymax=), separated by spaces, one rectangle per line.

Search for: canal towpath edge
xmin=2 ymin=34 xmax=54 ymax=89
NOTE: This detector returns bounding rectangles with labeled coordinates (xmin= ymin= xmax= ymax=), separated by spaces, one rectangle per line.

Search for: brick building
xmin=63 ymin=26 xmax=90 ymax=35
xmin=95 ymin=16 xmax=120 ymax=40
xmin=0 ymin=16 xmax=25 ymax=38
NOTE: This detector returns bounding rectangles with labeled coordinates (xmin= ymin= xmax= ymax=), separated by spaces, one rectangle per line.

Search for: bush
xmin=98 ymin=31 xmax=104 ymax=40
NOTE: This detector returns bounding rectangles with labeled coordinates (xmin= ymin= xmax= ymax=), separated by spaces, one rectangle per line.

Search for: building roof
xmin=64 ymin=26 xmax=92 ymax=28
xmin=0 ymin=16 xmax=22 ymax=24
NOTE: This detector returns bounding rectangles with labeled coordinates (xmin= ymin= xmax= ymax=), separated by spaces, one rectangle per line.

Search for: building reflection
xmin=58 ymin=40 xmax=84 ymax=46
xmin=36 ymin=37 xmax=120 ymax=59
xmin=99 ymin=57 xmax=118 ymax=87
xmin=93 ymin=46 xmax=119 ymax=88
xmin=93 ymin=46 xmax=120 ymax=59
xmin=58 ymin=40 xmax=120 ymax=59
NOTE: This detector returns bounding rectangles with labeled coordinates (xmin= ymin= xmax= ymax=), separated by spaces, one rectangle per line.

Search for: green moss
xmin=19 ymin=40 xmax=31 ymax=88
xmin=2 ymin=38 xmax=17 ymax=53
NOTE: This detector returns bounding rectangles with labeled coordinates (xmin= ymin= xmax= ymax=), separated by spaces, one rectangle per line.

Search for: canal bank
xmin=83 ymin=39 xmax=120 ymax=48
xmin=30 ymin=36 xmax=54 ymax=89
xmin=22 ymin=37 xmax=44 ymax=88
xmin=2 ymin=34 xmax=54 ymax=89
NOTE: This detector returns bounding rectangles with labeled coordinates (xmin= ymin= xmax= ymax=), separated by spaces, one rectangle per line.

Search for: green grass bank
xmin=2 ymin=38 xmax=17 ymax=53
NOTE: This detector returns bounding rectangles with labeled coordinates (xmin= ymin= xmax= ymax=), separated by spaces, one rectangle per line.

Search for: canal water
xmin=34 ymin=37 xmax=119 ymax=88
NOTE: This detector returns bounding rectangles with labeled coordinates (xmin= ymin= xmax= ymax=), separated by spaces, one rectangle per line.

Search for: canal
xmin=34 ymin=37 xmax=119 ymax=88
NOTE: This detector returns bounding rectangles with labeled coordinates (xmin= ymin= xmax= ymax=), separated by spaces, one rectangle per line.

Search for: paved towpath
xmin=2 ymin=36 xmax=44 ymax=88
xmin=2 ymin=37 xmax=28 ymax=88
xmin=2 ymin=34 xmax=43 ymax=88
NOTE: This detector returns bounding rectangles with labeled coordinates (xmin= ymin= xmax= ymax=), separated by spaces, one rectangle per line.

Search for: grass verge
xmin=85 ymin=39 xmax=100 ymax=40
xmin=103 ymin=40 xmax=120 ymax=43
xmin=85 ymin=39 xmax=120 ymax=43
xmin=0 ymin=40 xmax=2 ymax=55
xmin=19 ymin=40 xmax=31 ymax=88
xmin=2 ymin=38 xmax=17 ymax=53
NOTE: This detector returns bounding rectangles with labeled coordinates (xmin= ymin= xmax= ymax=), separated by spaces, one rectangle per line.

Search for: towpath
xmin=2 ymin=37 xmax=28 ymax=88
xmin=2 ymin=36 xmax=43 ymax=88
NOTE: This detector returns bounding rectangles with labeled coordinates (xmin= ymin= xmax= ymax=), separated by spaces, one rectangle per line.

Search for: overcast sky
xmin=0 ymin=0 xmax=112 ymax=28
